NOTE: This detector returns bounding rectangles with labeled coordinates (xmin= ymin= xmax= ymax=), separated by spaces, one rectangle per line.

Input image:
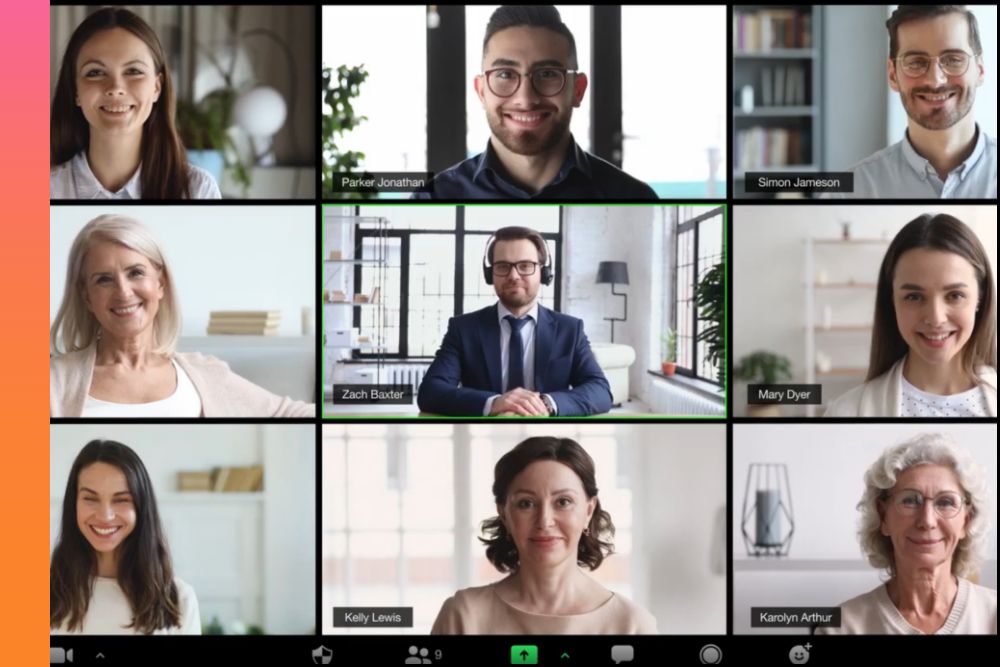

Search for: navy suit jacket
xmin=417 ymin=304 xmax=612 ymax=416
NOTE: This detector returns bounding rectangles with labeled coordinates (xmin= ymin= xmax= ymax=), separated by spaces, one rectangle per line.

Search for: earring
xmin=582 ymin=527 xmax=591 ymax=536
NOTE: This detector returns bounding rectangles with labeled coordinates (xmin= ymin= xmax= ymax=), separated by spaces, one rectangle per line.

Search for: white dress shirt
xmin=50 ymin=151 xmax=221 ymax=199
xmin=483 ymin=302 xmax=557 ymax=416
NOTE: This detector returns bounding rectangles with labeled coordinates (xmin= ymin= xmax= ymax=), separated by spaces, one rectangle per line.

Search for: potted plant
xmin=176 ymin=89 xmax=251 ymax=194
xmin=660 ymin=328 xmax=677 ymax=376
xmin=321 ymin=64 xmax=376 ymax=199
xmin=694 ymin=261 xmax=725 ymax=385
xmin=734 ymin=351 xmax=793 ymax=417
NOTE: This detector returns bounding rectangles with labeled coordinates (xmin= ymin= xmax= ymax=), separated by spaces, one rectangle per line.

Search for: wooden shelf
xmin=734 ymin=106 xmax=817 ymax=117
xmin=324 ymin=258 xmax=385 ymax=265
xmin=323 ymin=301 xmax=381 ymax=307
xmin=816 ymin=368 xmax=866 ymax=377
xmin=813 ymin=282 xmax=877 ymax=289
xmin=733 ymin=49 xmax=818 ymax=59
xmin=812 ymin=238 xmax=889 ymax=245
xmin=812 ymin=325 xmax=872 ymax=332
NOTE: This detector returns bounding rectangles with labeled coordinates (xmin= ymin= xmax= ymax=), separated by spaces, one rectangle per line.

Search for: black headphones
xmin=482 ymin=231 xmax=553 ymax=286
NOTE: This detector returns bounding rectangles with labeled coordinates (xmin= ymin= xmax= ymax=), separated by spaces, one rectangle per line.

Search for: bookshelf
xmin=322 ymin=212 xmax=391 ymax=400
xmin=733 ymin=6 xmax=823 ymax=198
xmin=803 ymin=235 xmax=889 ymax=415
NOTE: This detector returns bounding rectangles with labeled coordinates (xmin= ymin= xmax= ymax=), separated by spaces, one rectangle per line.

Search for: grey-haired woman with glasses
xmin=817 ymin=433 xmax=996 ymax=634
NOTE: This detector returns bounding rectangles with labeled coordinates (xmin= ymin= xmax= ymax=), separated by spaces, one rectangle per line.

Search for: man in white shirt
xmin=847 ymin=5 xmax=996 ymax=199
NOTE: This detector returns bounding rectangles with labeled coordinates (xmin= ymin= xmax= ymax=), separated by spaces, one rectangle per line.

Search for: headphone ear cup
xmin=541 ymin=266 xmax=553 ymax=285
xmin=484 ymin=266 xmax=494 ymax=285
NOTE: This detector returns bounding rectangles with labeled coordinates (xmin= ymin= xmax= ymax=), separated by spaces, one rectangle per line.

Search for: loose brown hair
xmin=887 ymin=5 xmax=983 ymax=60
xmin=480 ymin=436 xmax=614 ymax=572
xmin=867 ymin=213 xmax=997 ymax=382
xmin=51 ymin=7 xmax=193 ymax=198
xmin=51 ymin=440 xmax=182 ymax=633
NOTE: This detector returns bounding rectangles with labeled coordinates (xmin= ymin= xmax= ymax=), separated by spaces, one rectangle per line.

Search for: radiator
xmin=649 ymin=379 xmax=725 ymax=416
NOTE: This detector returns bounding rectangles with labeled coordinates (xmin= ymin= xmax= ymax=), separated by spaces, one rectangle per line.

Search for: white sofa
xmin=590 ymin=343 xmax=636 ymax=406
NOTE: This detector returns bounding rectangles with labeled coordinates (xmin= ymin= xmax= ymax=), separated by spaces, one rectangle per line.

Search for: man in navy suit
xmin=417 ymin=226 xmax=611 ymax=416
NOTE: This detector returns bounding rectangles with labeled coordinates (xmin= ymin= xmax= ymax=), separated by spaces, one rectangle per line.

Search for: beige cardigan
xmin=50 ymin=344 xmax=314 ymax=417
xmin=430 ymin=584 xmax=658 ymax=635
xmin=824 ymin=357 xmax=997 ymax=417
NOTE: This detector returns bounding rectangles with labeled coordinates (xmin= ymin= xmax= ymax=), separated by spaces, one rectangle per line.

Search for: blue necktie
xmin=505 ymin=315 xmax=529 ymax=391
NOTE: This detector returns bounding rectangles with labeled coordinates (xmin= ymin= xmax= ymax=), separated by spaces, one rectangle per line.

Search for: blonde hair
xmin=857 ymin=433 xmax=990 ymax=579
xmin=51 ymin=214 xmax=180 ymax=355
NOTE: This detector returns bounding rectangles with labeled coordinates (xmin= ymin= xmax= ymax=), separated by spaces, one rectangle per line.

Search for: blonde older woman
xmin=50 ymin=214 xmax=313 ymax=417
xmin=818 ymin=433 xmax=996 ymax=634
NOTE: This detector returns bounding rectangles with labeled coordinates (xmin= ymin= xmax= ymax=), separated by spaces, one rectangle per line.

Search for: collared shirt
xmin=844 ymin=124 xmax=997 ymax=199
xmin=50 ymin=151 xmax=222 ymax=199
xmin=483 ymin=301 xmax=557 ymax=416
xmin=412 ymin=136 xmax=659 ymax=200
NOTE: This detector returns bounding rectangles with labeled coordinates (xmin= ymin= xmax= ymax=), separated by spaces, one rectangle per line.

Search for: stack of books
xmin=211 ymin=465 xmax=265 ymax=492
xmin=207 ymin=310 xmax=280 ymax=335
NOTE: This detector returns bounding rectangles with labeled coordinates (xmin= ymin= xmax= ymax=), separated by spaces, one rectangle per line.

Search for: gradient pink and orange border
xmin=1 ymin=1 xmax=51 ymax=661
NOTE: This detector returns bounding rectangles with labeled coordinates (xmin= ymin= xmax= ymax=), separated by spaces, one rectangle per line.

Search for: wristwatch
xmin=541 ymin=394 xmax=556 ymax=416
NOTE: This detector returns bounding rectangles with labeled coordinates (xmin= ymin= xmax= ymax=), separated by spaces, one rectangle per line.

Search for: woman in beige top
xmin=50 ymin=214 xmax=313 ymax=417
xmin=817 ymin=433 xmax=996 ymax=635
xmin=432 ymin=436 xmax=657 ymax=634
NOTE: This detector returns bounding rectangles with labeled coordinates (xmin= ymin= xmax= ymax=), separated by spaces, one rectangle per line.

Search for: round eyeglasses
xmin=492 ymin=261 xmax=539 ymax=277
xmin=896 ymin=52 xmax=974 ymax=78
xmin=483 ymin=67 xmax=579 ymax=98
xmin=887 ymin=489 xmax=969 ymax=519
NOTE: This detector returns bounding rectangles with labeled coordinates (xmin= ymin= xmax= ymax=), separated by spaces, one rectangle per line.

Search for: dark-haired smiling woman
xmin=50 ymin=7 xmax=220 ymax=199
xmin=51 ymin=440 xmax=200 ymax=634
xmin=826 ymin=213 xmax=997 ymax=416
xmin=432 ymin=437 xmax=657 ymax=634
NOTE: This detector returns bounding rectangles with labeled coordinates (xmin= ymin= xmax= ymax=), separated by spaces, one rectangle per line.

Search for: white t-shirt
xmin=900 ymin=376 xmax=989 ymax=417
xmin=50 ymin=152 xmax=221 ymax=199
xmin=82 ymin=359 xmax=203 ymax=417
xmin=51 ymin=577 xmax=201 ymax=635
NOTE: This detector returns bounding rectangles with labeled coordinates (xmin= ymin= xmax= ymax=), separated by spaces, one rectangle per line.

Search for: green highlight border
xmin=320 ymin=202 xmax=729 ymax=421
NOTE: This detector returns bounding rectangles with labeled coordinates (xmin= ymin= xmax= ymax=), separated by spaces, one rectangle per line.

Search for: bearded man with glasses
xmin=417 ymin=226 xmax=612 ymax=416
xmin=845 ymin=5 xmax=996 ymax=198
xmin=413 ymin=5 xmax=658 ymax=200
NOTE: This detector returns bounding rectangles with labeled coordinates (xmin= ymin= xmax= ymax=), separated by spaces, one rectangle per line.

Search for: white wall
xmin=50 ymin=206 xmax=315 ymax=337
xmin=563 ymin=206 xmax=664 ymax=406
xmin=732 ymin=204 xmax=997 ymax=415
xmin=636 ymin=424 xmax=727 ymax=634
xmin=50 ymin=424 xmax=315 ymax=634
xmin=732 ymin=423 xmax=997 ymax=634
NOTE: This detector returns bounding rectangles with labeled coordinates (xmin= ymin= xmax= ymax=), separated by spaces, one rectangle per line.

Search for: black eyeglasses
xmin=492 ymin=261 xmax=539 ymax=277
xmin=896 ymin=51 xmax=975 ymax=78
xmin=483 ymin=67 xmax=579 ymax=97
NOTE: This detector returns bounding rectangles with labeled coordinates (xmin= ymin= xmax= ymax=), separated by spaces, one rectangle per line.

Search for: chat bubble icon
xmin=611 ymin=645 xmax=634 ymax=664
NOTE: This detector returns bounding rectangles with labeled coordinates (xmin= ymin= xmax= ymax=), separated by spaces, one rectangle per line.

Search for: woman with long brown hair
xmin=51 ymin=439 xmax=200 ymax=634
xmin=50 ymin=7 xmax=220 ymax=199
xmin=826 ymin=214 xmax=997 ymax=416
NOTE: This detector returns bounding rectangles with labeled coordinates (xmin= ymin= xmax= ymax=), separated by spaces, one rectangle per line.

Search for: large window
xmin=674 ymin=206 xmax=724 ymax=384
xmin=355 ymin=206 xmax=561 ymax=360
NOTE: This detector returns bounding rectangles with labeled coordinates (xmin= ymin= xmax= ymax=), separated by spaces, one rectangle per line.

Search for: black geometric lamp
xmin=741 ymin=463 xmax=795 ymax=557
xmin=596 ymin=261 xmax=629 ymax=344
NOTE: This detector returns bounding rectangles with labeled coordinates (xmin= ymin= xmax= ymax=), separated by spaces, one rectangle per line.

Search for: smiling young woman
xmin=50 ymin=7 xmax=219 ymax=199
xmin=825 ymin=213 xmax=997 ymax=417
xmin=50 ymin=440 xmax=200 ymax=635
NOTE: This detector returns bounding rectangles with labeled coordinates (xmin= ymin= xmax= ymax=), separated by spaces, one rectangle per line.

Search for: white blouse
xmin=50 ymin=152 xmax=221 ymax=199
xmin=82 ymin=359 xmax=203 ymax=417
xmin=900 ymin=375 xmax=989 ymax=417
xmin=52 ymin=577 xmax=201 ymax=635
